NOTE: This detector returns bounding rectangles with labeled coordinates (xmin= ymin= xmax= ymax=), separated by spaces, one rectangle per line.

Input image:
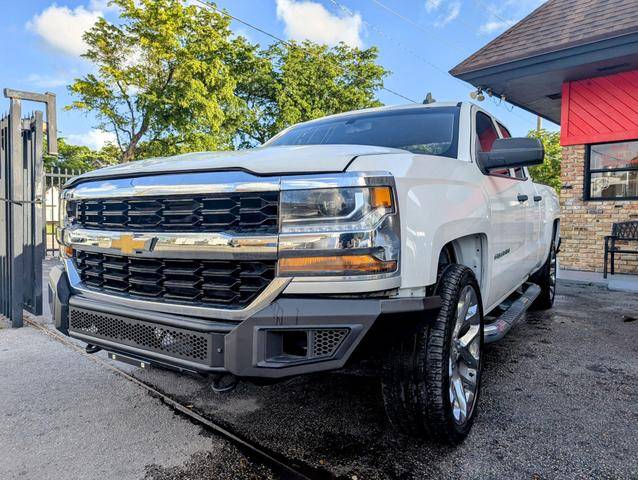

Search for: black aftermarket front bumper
xmin=49 ymin=265 xmax=441 ymax=378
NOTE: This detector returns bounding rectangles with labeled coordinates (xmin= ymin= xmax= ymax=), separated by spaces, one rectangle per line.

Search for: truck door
xmin=512 ymin=166 xmax=542 ymax=274
xmin=475 ymin=112 xmax=528 ymax=307
xmin=496 ymin=121 xmax=542 ymax=276
xmin=528 ymin=174 xmax=545 ymax=271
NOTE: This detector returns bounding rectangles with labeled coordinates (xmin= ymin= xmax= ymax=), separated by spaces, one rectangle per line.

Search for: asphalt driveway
xmin=119 ymin=281 xmax=638 ymax=479
xmin=2 ymin=268 xmax=637 ymax=479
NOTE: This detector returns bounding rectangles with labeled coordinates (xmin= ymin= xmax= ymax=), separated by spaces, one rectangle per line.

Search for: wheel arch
xmin=437 ymin=233 xmax=488 ymax=290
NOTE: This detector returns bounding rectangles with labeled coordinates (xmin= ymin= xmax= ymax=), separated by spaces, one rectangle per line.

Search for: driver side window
xmin=476 ymin=112 xmax=510 ymax=177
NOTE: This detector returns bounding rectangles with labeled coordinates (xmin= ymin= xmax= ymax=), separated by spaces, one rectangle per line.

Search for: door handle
xmin=517 ymin=194 xmax=529 ymax=202
xmin=533 ymin=195 xmax=542 ymax=202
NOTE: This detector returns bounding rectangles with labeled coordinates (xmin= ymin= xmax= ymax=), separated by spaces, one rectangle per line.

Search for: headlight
xmin=58 ymin=191 xmax=75 ymax=257
xmin=280 ymin=186 xmax=393 ymax=233
xmin=59 ymin=191 xmax=76 ymax=229
xmin=58 ymin=195 xmax=67 ymax=229
xmin=278 ymin=185 xmax=400 ymax=277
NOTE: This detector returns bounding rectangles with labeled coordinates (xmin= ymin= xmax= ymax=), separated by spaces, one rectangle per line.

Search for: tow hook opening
xmin=211 ymin=374 xmax=238 ymax=393
xmin=282 ymin=330 xmax=309 ymax=358
xmin=85 ymin=344 xmax=102 ymax=354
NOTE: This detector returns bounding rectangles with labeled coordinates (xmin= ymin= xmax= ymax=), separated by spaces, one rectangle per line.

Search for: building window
xmin=586 ymin=140 xmax=638 ymax=200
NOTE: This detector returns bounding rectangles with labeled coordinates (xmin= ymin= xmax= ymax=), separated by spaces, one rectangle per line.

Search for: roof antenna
xmin=423 ymin=92 xmax=436 ymax=104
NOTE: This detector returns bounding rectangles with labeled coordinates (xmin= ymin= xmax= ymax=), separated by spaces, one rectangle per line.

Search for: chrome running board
xmin=483 ymin=283 xmax=540 ymax=344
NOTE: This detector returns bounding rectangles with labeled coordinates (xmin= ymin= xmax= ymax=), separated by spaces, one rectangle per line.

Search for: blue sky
xmin=0 ymin=0 xmax=558 ymax=150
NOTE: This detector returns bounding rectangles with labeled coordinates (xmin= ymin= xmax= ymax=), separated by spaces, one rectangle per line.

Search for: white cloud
xmin=66 ymin=129 xmax=117 ymax=150
xmin=425 ymin=0 xmax=442 ymax=13
xmin=477 ymin=0 xmax=541 ymax=35
xmin=435 ymin=1 xmax=460 ymax=27
xmin=479 ymin=18 xmax=515 ymax=34
xmin=26 ymin=5 xmax=102 ymax=57
xmin=425 ymin=0 xmax=461 ymax=27
xmin=25 ymin=73 xmax=71 ymax=89
xmin=275 ymin=0 xmax=363 ymax=48
xmin=89 ymin=0 xmax=116 ymax=10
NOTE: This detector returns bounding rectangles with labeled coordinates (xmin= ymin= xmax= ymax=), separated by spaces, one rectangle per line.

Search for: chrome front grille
xmin=74 ymin=250 xmax=276 ymax=309
xmin=68 ymin=192 xmax=279 ymax=233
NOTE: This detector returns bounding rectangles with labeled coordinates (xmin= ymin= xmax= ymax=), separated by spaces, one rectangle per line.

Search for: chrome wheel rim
xmin=448 ymin=285 xmax=481 ymax=425
xmin=549 ymin=247 xmax=557 ymax=302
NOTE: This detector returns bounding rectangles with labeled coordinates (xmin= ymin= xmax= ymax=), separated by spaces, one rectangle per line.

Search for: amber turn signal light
xmin=370 ymin=187 xmax=393 ymax=209
xmin=279 ymin=255 xmax=397 ymax=276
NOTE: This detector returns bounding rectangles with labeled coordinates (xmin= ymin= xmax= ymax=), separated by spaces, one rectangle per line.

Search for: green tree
xmin=68 ymin=0 xmax=246 ymax=161
xmin=43 ymin=138 xmax=120 ymax=171
xmin=236 ymin=41 xmax=388 ymax=146
xmin=527 ymin=128 xmax=562 ymax=192
xmin=68 ymin=1 xmax=389 ymax=159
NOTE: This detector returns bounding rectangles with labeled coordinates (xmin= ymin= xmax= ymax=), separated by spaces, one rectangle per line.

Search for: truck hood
xmin=68 ymin=145 xmax=405 ymax=185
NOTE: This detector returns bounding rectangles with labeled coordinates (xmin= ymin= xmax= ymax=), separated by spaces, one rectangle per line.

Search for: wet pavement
xmin=12 ymin=264 xmax=638 ymax=479
xmin=112 ymin=282 xmax=638 ymax=479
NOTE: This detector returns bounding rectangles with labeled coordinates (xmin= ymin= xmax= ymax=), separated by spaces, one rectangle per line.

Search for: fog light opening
xmin=282 ymin=331 xmax=308 ymax=358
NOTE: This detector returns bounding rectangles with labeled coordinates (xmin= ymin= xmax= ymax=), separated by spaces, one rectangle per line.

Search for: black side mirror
xmin=479 ymin=137 xmax=544 ymax=171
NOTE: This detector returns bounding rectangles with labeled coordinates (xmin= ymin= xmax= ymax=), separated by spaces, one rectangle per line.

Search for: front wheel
xmin=381 ymin=265 xmax=484 ymax=444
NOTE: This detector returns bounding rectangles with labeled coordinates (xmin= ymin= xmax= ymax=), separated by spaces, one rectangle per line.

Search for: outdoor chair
xmin=604 ymin=221 xmax=638 ymax=278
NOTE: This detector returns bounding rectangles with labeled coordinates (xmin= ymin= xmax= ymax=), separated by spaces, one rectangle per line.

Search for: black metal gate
xmin=0 ymin=89 xmax=57 ymax=327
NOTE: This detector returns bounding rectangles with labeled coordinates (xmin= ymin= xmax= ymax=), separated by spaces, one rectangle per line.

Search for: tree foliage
xmin=68 ymin=0 xmax=245 ymax=161
xmin=235 ymin=41 xmax=386 ymax=147
xmin=527 ymin=128 xmax=562 ymax=192
xmin=44 ymin=138 xmax=120 ymax=171
xmin=68 ymin=0 xmax=389 ymax=161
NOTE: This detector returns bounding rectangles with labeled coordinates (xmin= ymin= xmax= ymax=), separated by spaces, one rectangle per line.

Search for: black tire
xmin=381 ymin=265 xmax=484 ymax=444
xmin=530 ymin=241 xmax=557 ymax=310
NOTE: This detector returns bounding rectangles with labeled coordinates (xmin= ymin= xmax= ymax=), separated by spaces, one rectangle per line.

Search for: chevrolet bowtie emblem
xmin=111 ymin=234 xmax=147 ymax=255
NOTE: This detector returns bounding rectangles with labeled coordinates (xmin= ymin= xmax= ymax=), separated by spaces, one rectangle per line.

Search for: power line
xmin=369 ymin=0 xmax=466 ymax=53
xmin=194 ymin=0 xmax=286 ymax=45
xmin=473 ymin=0 xmax=513 ymax=26
xmin=191 ymin=0 xmax=417 ymax=103
xmin=327 ymin=0 xmax=536 ymax=127
xmin=327 ymin=0 xmax=450 ymax=79
xmin=193 ymin=0 xmax=534 ymax=126
xmin=423 ymin=0 xmax=483 ymax=32
xmin=381 ymin=86 xmax=417 ymax=103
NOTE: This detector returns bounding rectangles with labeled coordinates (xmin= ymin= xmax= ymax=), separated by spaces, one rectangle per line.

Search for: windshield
xmin=266 ymin=106 xmax=460 ymax=157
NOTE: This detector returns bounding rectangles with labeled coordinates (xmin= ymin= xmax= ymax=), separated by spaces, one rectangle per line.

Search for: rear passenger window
xmin=513 ymin=167 xmax=526 ymax=179
xmin=476 ymin=112 xmax=510 ymax=176
xmin=497 ymin=122 xmax=512 ymax=139
xmin=476 ymin=112 xmax=499 ymax=152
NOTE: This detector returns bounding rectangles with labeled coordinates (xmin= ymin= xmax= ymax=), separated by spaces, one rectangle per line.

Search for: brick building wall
xmin=559 ymin=144 xmax=638 ymax=273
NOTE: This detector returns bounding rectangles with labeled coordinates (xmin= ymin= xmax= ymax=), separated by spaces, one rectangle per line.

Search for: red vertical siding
xmin=561 ymin=70 xmax=638 ymax=146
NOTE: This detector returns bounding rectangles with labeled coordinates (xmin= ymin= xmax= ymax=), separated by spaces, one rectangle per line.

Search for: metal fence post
xmin=0 ymin=114 xmax=7 ymax=320
xmin=24 ymin=111 xmax=44 ymax=315
xmin=1 ymin=89 xmax=56 ymax=326
xmin=7 ymin=97 xmax=24 ymax=327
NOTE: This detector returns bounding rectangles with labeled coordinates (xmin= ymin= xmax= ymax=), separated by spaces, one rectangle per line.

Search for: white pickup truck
xmin=50 ymin=102 xmax=560 ymax=443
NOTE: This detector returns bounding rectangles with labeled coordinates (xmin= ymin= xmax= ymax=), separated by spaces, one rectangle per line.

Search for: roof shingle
xmin=450 ymin=0 xmax=638 ymax=76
